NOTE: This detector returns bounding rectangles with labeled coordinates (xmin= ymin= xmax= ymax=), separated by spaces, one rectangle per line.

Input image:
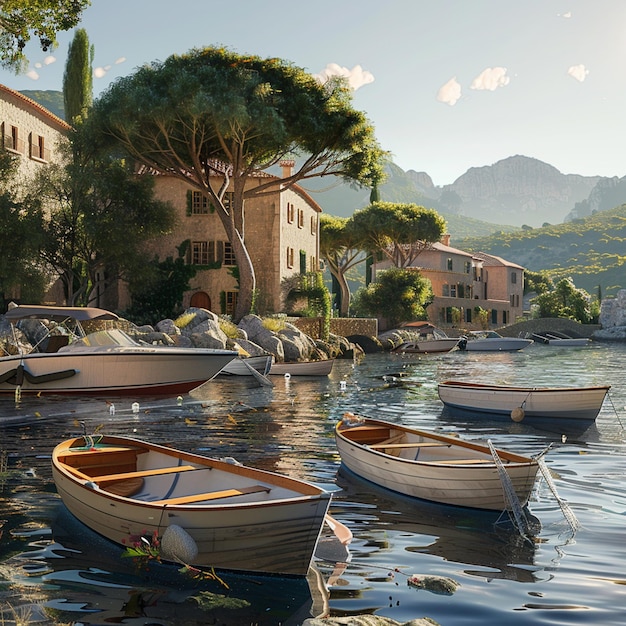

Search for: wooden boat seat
xmin=342 ymin=426 xmax=391 ymax=444
xmin=436 ymin=459 xmax=494 ymax=464
xmin=151 ymin=484 xmax=271 ymax=506
xmin=103 ymin=477 xmax=145 ymax=497
xmin=369 ymin=442 xmax=449 ymax=450
xmin=94 ymin=465 xmax=198 ymax=485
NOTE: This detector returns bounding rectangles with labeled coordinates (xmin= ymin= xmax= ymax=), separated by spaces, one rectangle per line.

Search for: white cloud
xmin=568 ymin=64 xmax=589 ymax=82
xmin=114 ymin=57 xmax=126 ymax=65
xmin=558 ymin=11 xmax=572 ymax=18
xmin=26 ymin=70 xmax=39 ymax=80
xmin=470 ymin=67 xmax=510 ymax=91
xmin=314 ymin=63 xmax=374 ymax=90
xmin=43 ymin=55 xmax=56 ymax=66
xmin=94 ymin=66 xmax=107 ymax=78
xmin=437 ymin=77 xmax=462 ymax=106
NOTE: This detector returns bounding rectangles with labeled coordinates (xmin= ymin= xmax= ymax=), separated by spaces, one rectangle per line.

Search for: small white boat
xmin=0 ymin=305 xmax=237 ymax=395
xmin=438 ymin=380 xmax=610 ymax=421
xmin=52 ymin=434 xmax=332 ymax=576
xmin=219 ymin=354 xmax=273 ymax=376
xmin=269 ymin=359 xmax=334 ymax=376
xmin=457 ymin=330 xmax=533 ymax=352
xmin=392 ymin=323 xmax=459 ymax=354
xmin=531 ymin=332 xmax=590 ymax=347
xmin=335 ymin=414 xmax=540 ymax=511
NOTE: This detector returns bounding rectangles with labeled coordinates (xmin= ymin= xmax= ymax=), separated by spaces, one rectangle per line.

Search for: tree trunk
xmin=231 ymin=229 xmax=255 ymax=322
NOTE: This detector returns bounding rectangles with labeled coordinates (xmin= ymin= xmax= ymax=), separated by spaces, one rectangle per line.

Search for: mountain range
xmin=22 ymin=90 xmax=626 ymax=240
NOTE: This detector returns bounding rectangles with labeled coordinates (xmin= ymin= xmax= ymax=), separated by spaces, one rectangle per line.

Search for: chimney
xmin=280 ymin=159 xmax=295 ymax=178
xmin=441 ymin=233 xmax=451 ymax=246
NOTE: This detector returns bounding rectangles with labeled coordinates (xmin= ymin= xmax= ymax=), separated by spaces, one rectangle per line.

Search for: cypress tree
xmin=63 ymin=28 xmax=93 ymax=123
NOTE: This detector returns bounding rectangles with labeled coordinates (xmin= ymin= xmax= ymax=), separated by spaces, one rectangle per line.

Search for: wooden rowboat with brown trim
xmin=52 ymin=434 xmax=331 ymax=576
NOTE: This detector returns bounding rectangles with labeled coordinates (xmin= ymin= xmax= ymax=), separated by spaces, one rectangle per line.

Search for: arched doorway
xmin=190 ymin=291 xmax=211 ymax=310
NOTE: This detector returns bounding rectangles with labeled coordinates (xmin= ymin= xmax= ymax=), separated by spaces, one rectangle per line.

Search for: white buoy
xmin=160 ymin=524 xmax=198 ymax=563
xmin=284 ymin=372 xmax=291 ymax=380
xmin=340 ymin=380 xmax=347 ymax=391
xmin=511 ymin=407 xmax=525 ymax=422
xmin=109 ymin=404 xmax=115 ymax=415
xmin=131 ymin=402 xmax=140 ymax=413
xmin=176 ymin=396 xmax=183 ymax=406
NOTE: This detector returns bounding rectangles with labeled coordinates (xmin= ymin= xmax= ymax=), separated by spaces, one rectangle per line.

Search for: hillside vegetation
xmin=457 ymin=205 xmax=626 ymax=297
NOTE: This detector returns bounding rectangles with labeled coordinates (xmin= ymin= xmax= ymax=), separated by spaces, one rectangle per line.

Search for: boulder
xmin=155 ymin=319 xmax=180 ymax=336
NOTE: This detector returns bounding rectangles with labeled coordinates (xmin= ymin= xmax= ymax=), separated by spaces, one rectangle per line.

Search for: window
xmin=223 ymin=191 xmax=234 ymax=210
xmin=224 ymin=291 xmax=237 ymax=316
xmin=191 ymin=191 xmax=210 ymax=214
xmin=299 ymin=250 xmax=307 ymax=274
xmin=464 ymin=261 xmax=471 ymax=274
xmin=442 ymin=284 xmax=449 ymax=297
xmin=503 ymin=310 xmax=508 ymax=324
xmin=511 ymin=272 xmax=517 ymax=284
xmin=491 ymin=309 xmax=498 ymax=325
xmin=310 ymin=216 xmax=316 ymax=235
xmin=191 ymin=241 xmax=210 ymax=265
xmin=287 ymin=202 xmax=295 ymax=223
xmin=447 ymin=258 xmax=453 ymax=271
xmin=297 ymin=208 xmax=304 ymax=228
xmin=30 ymin=133 xmax=47 ymax=160
xmin=223 ymin=242 xmax=236 ymax=266
xmin=465 ymin=308 xmax=472 ymax=323
xmin=286 ymin=247 xmax=294 ymax=268
xmin=450 ymin=285 xmax=457 ymax=297
xmin=4 ymin=125 xmax=23 ymax=154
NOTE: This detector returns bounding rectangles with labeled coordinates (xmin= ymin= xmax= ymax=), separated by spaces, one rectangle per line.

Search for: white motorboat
xmin=457 ymin=330 xmax=533 ymax=352
xmin=0 ymin=305 xmax=237 ymax=395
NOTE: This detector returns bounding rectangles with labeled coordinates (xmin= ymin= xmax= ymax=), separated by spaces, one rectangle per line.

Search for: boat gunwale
xmin=53 ymin=435 xmax=329 ymax=510
xmin=335 ymin=417 xmax=536 ymax=466
xmin=438 ymin=380 xmax=611 ymax=394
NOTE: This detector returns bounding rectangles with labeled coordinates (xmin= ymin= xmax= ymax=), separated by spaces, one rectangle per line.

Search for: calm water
xmin=1 ymin=342 xmax=626 ymax=625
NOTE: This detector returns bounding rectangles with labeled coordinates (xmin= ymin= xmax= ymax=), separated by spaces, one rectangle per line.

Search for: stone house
xmin=371 ymin=234 xmax=525 ymax=329
xmin=1 ymin=84 xmax=70 ymax=303
xmin=0 ymin=84 xmax=69 ymax=188
xmin=141 ymin=161 xmax=323 ymax=316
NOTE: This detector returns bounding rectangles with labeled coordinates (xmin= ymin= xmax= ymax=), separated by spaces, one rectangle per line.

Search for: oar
xmin=242 ymin=358 xmax=274 ymax=387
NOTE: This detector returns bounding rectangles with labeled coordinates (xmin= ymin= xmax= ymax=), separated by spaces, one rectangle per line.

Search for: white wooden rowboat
xmin=269 ymin=359 xmax=334 ymax=376
xmin=52 ymin=434 xmax=331 ymax=576
xmin=438 ymin=380 xmax=610 ymax=422
xmin=335 ymin=414 xmax=540 ymax=511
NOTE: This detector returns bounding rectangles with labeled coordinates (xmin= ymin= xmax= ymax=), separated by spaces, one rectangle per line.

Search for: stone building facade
xmin=143 ymin=164 xmax=322 ymax=316
xmin=0 ymin=84 xmax=69 ymax=186
xmin=372 ymin=234 xmax=525 ymax=330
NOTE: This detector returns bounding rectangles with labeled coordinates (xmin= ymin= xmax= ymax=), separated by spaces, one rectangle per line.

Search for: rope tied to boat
xmin=535 ymin=456 xmax=579 ymax=533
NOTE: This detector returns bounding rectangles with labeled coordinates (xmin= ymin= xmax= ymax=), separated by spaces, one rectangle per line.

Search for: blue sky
xmin=2 ymin=0 xmax=625 ymax=186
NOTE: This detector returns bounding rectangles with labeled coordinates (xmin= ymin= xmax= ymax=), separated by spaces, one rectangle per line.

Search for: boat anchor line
xmin=535 ymin=456 xmax=580 ymax=533
xmin=488 ymin=440 xmax=533 ymax=538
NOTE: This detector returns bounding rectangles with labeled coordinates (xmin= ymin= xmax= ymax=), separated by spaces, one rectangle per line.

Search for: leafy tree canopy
xmin=88 ymin=46 xmax=386 ymax=320
xmin=351 ymin=201 xmax=446 ymax=268
xmin=0 ymin=0 xmax=90 ymax=71
xmin=532 ymin=277 xmax=598 ymax=324
xmin=353 ymin=267 xmax=433 ymax=329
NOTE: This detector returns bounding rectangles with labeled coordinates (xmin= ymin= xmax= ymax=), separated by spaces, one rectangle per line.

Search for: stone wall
xmin=288 ymin=317 xmax=378 ymax=340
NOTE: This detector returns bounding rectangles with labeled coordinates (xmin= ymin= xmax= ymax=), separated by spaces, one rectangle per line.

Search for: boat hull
xmin=459 ymin=338 xmax=533 ymax=351
xmin=335 ymin=416 xmax=539 ymax=511
xmin=0 ymin=348 xmax=237 ymax=395
xmin=52 ymin=436 xmax=331 ymax=576
xmin=219 ymin=355 xmax=272 ymax=376
xmin=269 ymin=359 xmax=334 ymax=376
xmin=392 ymin=339 xmax=459 ymax=353
xmin=438 ymin=380 xmax=610 ymax=421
